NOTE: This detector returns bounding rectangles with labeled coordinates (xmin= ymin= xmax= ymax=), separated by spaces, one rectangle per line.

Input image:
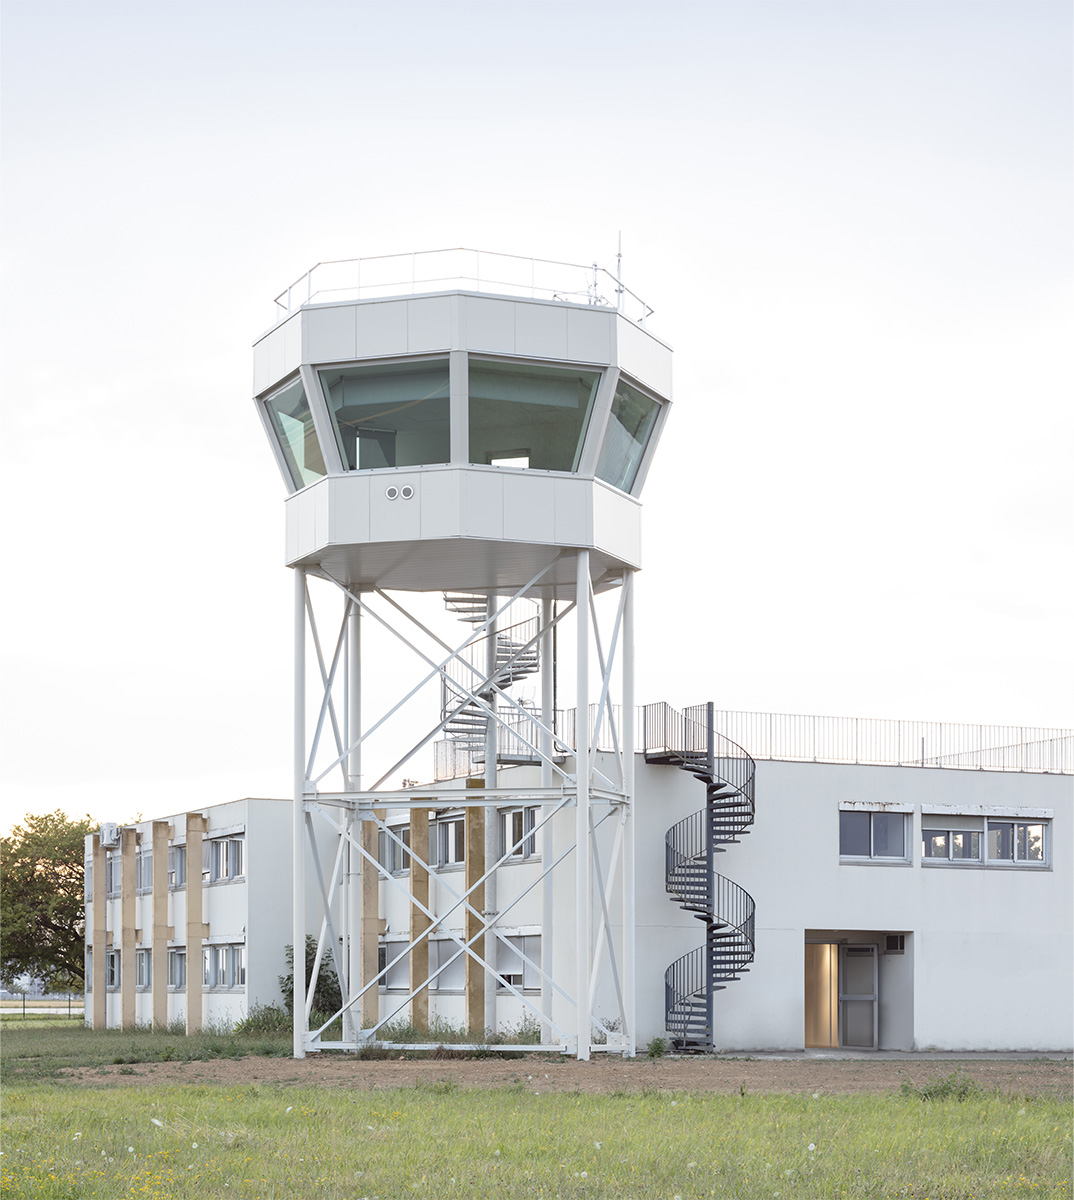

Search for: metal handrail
xmin=270 ymin=247 xmax=655 ymax=328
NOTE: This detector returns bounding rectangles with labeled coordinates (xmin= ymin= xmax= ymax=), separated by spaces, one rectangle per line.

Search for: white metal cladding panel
xmin=327 ymin=475 xmax=371 ymax=546
xmin=591 ymin=484 xmax=641 ymax=567
xmin=254 ymin=319 xmax=300 ymax=396
xmin=407 ymin=296 xmax=453 ymax=354
xmin=296 ymin=492 xmax=317 ymax=559
xmin=419 ymin=469 xmax=462 ymax=540
xmin=314 ymin=477 xmax=331 ymax=547
xmin=461 ymin=469 xmax=504 ymax=539
xmin=567 ymin=308 xmax=614 ymax=364
xmin=356 ymin=301 xmax=409 ymax=358
xmin=502 ymin=472 xmax=556 ymax=543
xmin=553 ymin=477 xmax=591 ymax=545
xmin=461 ymin=295 xmax=516 ymax=355
xmin=614 ymin=316 xmax=672 ymax=399
xmin=514 ymin=301 xmax=569 ymax=360
xmin=304 ymin=304 xmax=358 ymax=363
xmin=369 ymin=474 xmax=421 ymax=541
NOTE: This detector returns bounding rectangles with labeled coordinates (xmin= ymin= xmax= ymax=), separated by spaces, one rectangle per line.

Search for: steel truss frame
xmin=291 ymin=550 xmax=636 ymax=1060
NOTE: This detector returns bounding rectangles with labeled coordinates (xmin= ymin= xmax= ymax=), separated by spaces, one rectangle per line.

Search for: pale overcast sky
xmin=2 ymin=0 xmax=1070 ymax=832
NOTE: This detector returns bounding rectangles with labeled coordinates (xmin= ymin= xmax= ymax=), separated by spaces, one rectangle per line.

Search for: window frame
xmin=838 ymin=809 xmax=910 ymax=864
xmin=135 ymin=948 xmax=151 ymax=990
xmin=435 ymin=814 xmax=465 ymax=870
xmin=501 ymin=807 xmax=539 ymax=860
xmin=167 ymin=948 xmax=187 ymax=991
xmin=209 ymin=836 xmax=245 ymax=884
xmin=379 ymin=825 xmax=411 ymax=875
xmin=921 ymin=817 xmax=1050 ymax=869
xmin=105 ymin=949 xmax=121 ymax=990
xmin=135 ymin=848 xmax=153 ymax=894
xmin=168 ymin=844 xmax=187 ymax=890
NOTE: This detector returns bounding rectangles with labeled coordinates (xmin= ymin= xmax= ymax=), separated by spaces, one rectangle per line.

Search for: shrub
xmin=646 ymin=1036 xmax=666 ymax=1059
xmin=278 ymin=937 xmax=342 ymax=1019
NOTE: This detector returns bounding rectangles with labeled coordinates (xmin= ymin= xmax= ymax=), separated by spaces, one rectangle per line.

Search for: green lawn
xmin=2 ymin=1026 xmax=1070 ymax=1199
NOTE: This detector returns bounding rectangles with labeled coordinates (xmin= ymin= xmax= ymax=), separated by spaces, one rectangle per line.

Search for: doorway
xmin=804 ymin=941 xmax=879 ymax=1049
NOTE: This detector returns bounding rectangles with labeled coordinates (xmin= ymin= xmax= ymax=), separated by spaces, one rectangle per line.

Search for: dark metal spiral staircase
xmin=643 ymin=702 xmax=756 ymax=1052
xmin=441 ymin=593 xmax=540 ymax=756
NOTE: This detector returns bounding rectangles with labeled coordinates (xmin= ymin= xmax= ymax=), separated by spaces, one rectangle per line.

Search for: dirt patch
xmin=62 ymin=1055 xmax=1072 ymax=1097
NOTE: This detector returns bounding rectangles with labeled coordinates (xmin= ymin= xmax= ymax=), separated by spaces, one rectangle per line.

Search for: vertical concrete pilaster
xmin=120 ymin=828 xmax=137 ymax=1030
xmin=185 ymin=813 xmax=209 ymax=1034
xmin=465 ymin=798 xmax=485 ymax=1035
xmin=409 ymin=808 xmax=430 ymax=1029
xmin=151 ymin=821 xmax=172 ymax=1029
xmin=360 ymin=813 xmax=383 ymax=1027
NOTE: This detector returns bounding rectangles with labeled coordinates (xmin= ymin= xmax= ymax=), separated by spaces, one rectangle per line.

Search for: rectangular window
xmin=381 ymin=942 xmax=409 ymax=990
xmin=85 ymin=948 xmax=92 ymax=992
xmin=168 ymin=845 xmax=186 ymax=889
xmin=200 ymin=943 xmax=246 ymax=989
xmin=502 ymin=808 xmax=538 ymax=859
xmin=84 ymin=859 xmax=93 ymax=902
xmin=136 ymin=849 xmax=153 ymax=893
xmin=840 ymin=811 xmax=908 ymax=861
xmin=136 ymin=948 xmax=151 ymax=989
xmin=167 ymin=948 xmax=187 ymax=990
xmin=264 ymin=376 xmax=327 ymax=490
xmin=437 ymin=817 xmax=465 ymax=868
xmin=379 ymin=826 xmax=411 ymax=874
xmin=104 ymin=852 xmax=120 ymax=896
xmin=321 ymin=358 xmax=450 ymax=471
xmin=429 ymin=938 xmax=466 ymax=992
xmin=595 ymin=379 xmax=661 ymax=493
xmin=229 ymin=945 xmax=246 ymax=989
xmin=468 ymin=360 xmax=600 ymax=474
xmin=105 ymin=949 xmax=121 ymax=989
xmin=988 ymin=821 xmax=1046 ymax=865
xmin=209 ymin=837 xmax=245 ymax=882
xmin=924 ymin=817 xmax=1047 ymax=867
xmin=496 ymin=934 xmax=541 ymax=991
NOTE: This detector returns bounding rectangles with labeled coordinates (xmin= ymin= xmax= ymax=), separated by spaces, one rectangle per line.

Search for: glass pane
xmin=321 ymin=360 xmax=449 ymax=470
xmin=922 ymin=832 xmax=948 ymax=858
xmin=951 ymin=832 xmax=980 ymax=861
xmin=871 ymin=812 xmax=905 ymax=857
xmin=842 ymin=999 xmax=874 ymax=1048
xmin=265 ymin=378 xmax=326 ymax=489
xmin=988 ymin=822 xmax=1014 ymax=860
xmin=1017 ymin=823 xmax=1044 ymax=862
xmin=595 ymin=380 xmax=660 ymax=492
xmin=842 ymin=950 xmax=875 ymax=996
xmin=839 ymin=811 xmax=870 ymax=856
xmin=469 ymin=360 xmax=599 ymax=472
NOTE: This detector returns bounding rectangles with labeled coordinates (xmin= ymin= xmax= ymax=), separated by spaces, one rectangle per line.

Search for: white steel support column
xmin=344 ymin=598 xmax=361 ymax=1043
xmin=540 ymin=597 xmax=554 ymax=1043
xmin=575 ymin=550 xmax=591 ymax=1060
xmin=293 ymin=566 xmax=307 ymax=1059
xmin=483 ymin=595 xmax=498 ymax=1034
xmin=622 ymin=570 xmax=636 ymax=1056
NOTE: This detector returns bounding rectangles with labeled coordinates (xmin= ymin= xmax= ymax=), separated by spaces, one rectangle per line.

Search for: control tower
xmin=253 ymin=250 xmax=671 ymax=1059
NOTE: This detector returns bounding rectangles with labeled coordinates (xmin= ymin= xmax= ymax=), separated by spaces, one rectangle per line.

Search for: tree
xmin=279 ymin=936 xmax=342 ymax=1018
xmin=1 ymin=810 xmax=95 ymax=991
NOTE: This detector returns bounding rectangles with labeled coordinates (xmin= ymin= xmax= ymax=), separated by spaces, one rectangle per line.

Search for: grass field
xmin=2 ymin=1026 xmax=1070 ymax=1199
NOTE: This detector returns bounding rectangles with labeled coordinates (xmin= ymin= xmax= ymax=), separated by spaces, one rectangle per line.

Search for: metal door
xmin=839 ymin=944 xmax=878 ymax=1049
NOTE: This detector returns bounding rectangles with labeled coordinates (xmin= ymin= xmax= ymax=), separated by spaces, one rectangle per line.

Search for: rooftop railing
xmin=432 ymin=705 xmax=1073 ymax=781
xmin=271 ymin=247 xmax=654 ymax=328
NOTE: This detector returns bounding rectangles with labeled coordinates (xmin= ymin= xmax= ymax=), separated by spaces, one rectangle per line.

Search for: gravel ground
xmin=64 ymin=1054 xmax=1073 ymax=1097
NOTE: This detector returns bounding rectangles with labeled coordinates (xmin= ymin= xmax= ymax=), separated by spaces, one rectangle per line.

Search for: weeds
xmin=900 ymin=1070 xmax=986 ymax=1101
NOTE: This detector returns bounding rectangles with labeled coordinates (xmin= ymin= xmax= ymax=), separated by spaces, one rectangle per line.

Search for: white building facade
xmin=85 ymin=715 xmax=1072 ymax=1051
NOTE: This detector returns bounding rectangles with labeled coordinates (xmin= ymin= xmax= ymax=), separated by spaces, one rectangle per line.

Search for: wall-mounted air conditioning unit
xmin=99 ymin=822 xmax=120 ymax=848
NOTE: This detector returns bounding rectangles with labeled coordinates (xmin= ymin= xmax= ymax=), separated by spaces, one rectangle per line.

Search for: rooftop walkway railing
xmin=432 ymin=706 xmax=1073 ymax=780
xmin=271 ymin=247 xmax=654 ymax=327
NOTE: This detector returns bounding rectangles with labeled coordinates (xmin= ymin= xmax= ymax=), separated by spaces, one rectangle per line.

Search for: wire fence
xmin=433 ymin=705 xmax=1072 ymax=780
xmin=271 ymin=247 xmax=654 ymax=327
